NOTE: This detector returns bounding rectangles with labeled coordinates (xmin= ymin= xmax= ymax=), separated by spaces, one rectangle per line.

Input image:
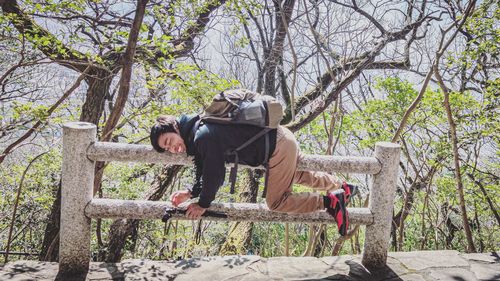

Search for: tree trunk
xmin=219 ymin=169 xmax=260 ymax=255
xmin=39 ymin=183 xmax=61 ymax=261
xmin=80 ymin=68 xmax=114 ymax=124
xmin=105 ymin=219 xmax=141 ymax=262
xmin=435 ymin=68 xmax=476 ymax=252
xmin=313 ymin=225 xmax=326 ymax=257
xmin=431 ymin=0 xmax=477 ymax=253
xmin=263 ymin=0 xmax=296 ymax=97
xmin=443 ymin=91 xmax=476 ymax=253
xmin=397 ymin=183 xmax=417 ymax=251
xmin=105 ymin=165 xmax=182 ymax=262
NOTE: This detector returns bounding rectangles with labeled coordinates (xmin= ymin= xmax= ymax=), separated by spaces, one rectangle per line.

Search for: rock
xmin=427 ymin=267 xmax=478 ymax=281
xmin=469 ymin=261 xmax=500 ymax=281
xmin=462 ymin=252 xmax=500 ymax=264
xmin=171 ymin=255 xmax=260 ymax=281
xmin=266 ymin=256 xmax=335 ymax=280
xmin=389 ymin=250 xmax=469 ymax=271
xmin=0 ymin=260 xmax=58 ymax=281
xmin=461 ymin=252 xmax=500 ymax=281
xmin=0 ymin=251 xmax=498 ymax=281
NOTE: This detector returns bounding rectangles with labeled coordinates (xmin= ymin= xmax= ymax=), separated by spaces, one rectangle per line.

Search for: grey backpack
xmin=199 ymin=89 xmax=284 ymax=196
xmin=202 ymin=89 xmax=283 ymax=128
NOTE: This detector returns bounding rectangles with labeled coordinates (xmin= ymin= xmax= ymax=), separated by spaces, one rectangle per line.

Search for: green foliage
xmin=11 ymin=101 xmax=50 ymax=121
xmin=342 ymin=77 xmax=434 ymax=148
xmin=28 ymin=0 xmax=86 ymax=14
xmin=1 ymin=0 xmax=498 ymax=265
xmin=0 ymin=149 xmax=62 ymax=259
xmin=101 ymin=163 xmax=153 ymax=200
xmin=162 ymin=63 xmax=240 ymax=111
xmin=302 ymin=74 xmax=498 ymax=254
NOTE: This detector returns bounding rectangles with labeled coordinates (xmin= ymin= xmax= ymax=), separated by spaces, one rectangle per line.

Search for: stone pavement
xmin=0 ymin=250 xmax=498 ymax=280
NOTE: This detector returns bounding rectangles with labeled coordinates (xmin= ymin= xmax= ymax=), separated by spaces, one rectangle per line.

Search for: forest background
xmin=0 ymin=0 xmax=498 ymax=264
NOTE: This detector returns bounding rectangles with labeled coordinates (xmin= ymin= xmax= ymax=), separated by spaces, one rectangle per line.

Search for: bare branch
xmin=328 ymin=0 xmax=387 ymax=35
xmin=0 ymin=66 xmax=90 ymax=164
xmin=151 ymin=0 xmax=228 ymax=60
xmin=101 ymin=0 xmax=149 ymax=142
xmin=284 ymin=59 xmax=410 ymax=123
xmin=392 ymin=0 xmax=476 ymax=142
xmin=0 ymin=0 xmax=89 ymax=72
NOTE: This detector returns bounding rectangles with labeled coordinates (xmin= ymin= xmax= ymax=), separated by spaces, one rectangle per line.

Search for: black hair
xmin=150 ymin=115 xmax=178 ymax=152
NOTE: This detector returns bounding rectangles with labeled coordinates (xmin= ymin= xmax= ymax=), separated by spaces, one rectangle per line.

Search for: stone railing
xmin=60 ymin=122 xmax=400 ymax=275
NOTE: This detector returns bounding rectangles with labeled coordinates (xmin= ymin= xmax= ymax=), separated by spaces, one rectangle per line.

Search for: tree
xmin=1 ymin=0 xmax=231 ymax=261
xmin=1 ymin=0 xmax=497 ymax=261
xmin=214 ymin=0 xmax=437 ymax=255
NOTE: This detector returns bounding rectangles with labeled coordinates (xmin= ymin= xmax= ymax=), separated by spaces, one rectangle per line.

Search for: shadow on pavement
xmin=322 ymin=260 xmax=404 ymax=281
xmin=55 ymin=270 xmax=88 ymax=281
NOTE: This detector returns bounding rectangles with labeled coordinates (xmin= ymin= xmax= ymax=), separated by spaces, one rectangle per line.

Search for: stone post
xmin=362 ymin=142 xmax=400 ymax=268
xmin=59 ymin=122 xmax=96 ymax=275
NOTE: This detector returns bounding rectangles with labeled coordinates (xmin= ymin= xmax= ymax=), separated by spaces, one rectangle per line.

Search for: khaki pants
xmin=266 ymin=126 xmax=343 ymax=213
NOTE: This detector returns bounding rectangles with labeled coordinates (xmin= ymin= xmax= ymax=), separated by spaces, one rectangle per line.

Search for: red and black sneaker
xmin=342 ymin=182 xmax=359 ymax=204
xmin=326 ymin=189 xmax=349 ymax=236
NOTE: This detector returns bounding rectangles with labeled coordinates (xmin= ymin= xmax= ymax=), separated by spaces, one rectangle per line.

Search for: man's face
xmin=158 ymin=132 xmax=186 ymax=154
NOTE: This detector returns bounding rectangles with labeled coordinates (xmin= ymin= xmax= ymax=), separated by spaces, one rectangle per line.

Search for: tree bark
xmin=263 ymin=0 xmax=296 ymax=97
xmin=93 ymin=0 xmax=149 ymax=227
xmin=80 ymin=68 xmax=114 ymax=124
xmin=101 ymin=0 xmax=148 ymax=141
xmin=105 ymin=165 xmax=182 ymax=262
xmin=39 ymin=183 xmax=61 ymax=261
xmin=219 ymin=169 xmax=260 ymax=255
xmin=439 ymin=85 xmax=476 ymax=253
xmin=432 ymin=0 xmax=477 ymax=249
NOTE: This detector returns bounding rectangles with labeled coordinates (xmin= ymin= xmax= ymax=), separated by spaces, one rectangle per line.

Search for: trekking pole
xmin=162 ymin=207 xmax=228 ymax=222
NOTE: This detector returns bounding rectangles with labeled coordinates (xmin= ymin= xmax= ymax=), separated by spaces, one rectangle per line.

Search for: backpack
xmin=202 ymin=89 xmax=283 ymax=128
xmin=197 ymin=89 xmax=284 ymax=196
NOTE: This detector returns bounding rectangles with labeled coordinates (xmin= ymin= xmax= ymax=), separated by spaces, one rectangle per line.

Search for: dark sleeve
xmin=187 ymin=154 xmax=203 ymax=198
xmin=194 ymin=127 xmax=225 ymax=208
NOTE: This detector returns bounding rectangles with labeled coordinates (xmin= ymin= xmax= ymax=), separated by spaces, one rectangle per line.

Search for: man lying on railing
xmin=149 ymin=89 xmax=358 ymax=236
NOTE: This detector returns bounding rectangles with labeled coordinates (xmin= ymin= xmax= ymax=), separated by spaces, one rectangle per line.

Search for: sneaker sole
xmin=337 ymin=195 xmax=348 ymax=236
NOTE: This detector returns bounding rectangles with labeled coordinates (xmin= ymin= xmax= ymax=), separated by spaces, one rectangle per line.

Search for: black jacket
xmin=177 ymin=114 xmax=277 ymax=208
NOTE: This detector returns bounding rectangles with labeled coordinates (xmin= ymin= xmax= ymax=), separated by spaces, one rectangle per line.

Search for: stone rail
xmin=87 ymin=142 xmax=383 ymax=174
xmin=60 ymin=122 xmax=401 ymax=276
xmin=85 ymin=199 xmax=374 ymax=224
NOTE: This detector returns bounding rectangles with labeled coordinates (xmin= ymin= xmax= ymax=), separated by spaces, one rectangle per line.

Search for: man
xmin=150 ymin=114 xmax=358 ymax=235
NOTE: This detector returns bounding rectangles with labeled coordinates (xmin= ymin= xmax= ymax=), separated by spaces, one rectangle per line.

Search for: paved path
xmin=1 ymin=250 xmax=498 ymax=280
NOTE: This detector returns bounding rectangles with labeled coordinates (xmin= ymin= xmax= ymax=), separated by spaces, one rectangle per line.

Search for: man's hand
xmin=186 ymin=203 xmax=206 ymax=219
xmin=170 ymin=190 xmax=191 ymax=207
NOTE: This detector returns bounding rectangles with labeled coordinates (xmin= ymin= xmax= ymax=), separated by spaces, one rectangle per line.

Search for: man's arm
xmin=194 ymin=128 xmax=225 ymax=208
xmin=187 ymin=154 xmax=203 ymax=198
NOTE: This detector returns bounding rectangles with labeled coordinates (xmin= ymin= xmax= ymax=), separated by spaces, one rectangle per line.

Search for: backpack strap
xmin=228 ymin=128 xmax=272 ymax=194
xmin=261 ymin=163 xmax=269 ymax=198
xmin=234 ymin=128 xmax=272 ymax=153
xmin=229 ymin=154 xmax=239 ymax=194
xmin=261 ymin=132 xmax=270 ymax=198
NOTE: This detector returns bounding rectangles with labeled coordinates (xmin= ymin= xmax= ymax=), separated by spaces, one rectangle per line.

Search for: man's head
xmin=150 ymin=115 xmax=186 ymax=154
